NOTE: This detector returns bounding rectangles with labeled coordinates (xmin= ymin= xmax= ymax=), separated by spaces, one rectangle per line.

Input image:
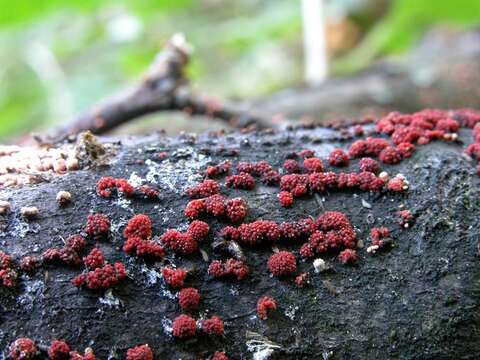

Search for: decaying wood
xmin=1 ymin=123 xmax=479 ymax=359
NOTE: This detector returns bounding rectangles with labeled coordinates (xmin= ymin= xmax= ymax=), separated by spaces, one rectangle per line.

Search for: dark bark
xmin=0 ymin=123 xmax=479 ymax=359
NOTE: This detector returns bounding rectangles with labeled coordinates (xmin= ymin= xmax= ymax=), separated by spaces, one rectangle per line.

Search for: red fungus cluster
xmin=20 ymin=256 xmax=41 ymax=273
xmin=186 ymin=179 xmax=220 ymax=198
xmin=178 ymin=287 xmax=201 ymax=311
xmin=277 ymin=191 xmax=294 ymax=207
xmin=295 ymin=272 xmax=310 ymax=287
xmin=201 ymin=316 xmax=224 ymax=335
xmin=172 ymin=314 xmax=197 ymax=338
xmin=161 ymin=221 xmax=210 ymax=255
xmin=212 ymin=351 xmax=229 ymax=360
xmin=236 ymin=220 xmax=281 ymax=245
xmin=97 ymin=176 xmax=160 ymax=199
xmin=186 ymin=220 xmax=210 ymax=242
xmin=0 ymin=250 xmax=17 ymax=288
xmin=283 ymin=159 xmax=301 ymax=174
xmin=280 ymin=170 xmax=388 ymax=200
xmin=126 ymin=344 xmax=153 ymax=360
xmin=397 ymin=209 xmax=414 ymax=228
xmin=235 ymin=161 xmax=280 ymax=185
xmin=161 ymin=266 xmax=187 ymax=288
xmin=185 ymin=195 xmax=247 ymax=223
xmin=303 ymin=157 xmax=324 ymax=173
xmin=97 ymin=176 xmax=135 ymax=197
xmin=300 ymin=211 xmax=356 ymax=258
xmin=367 ymin=227 xmax=391 ymax=254
xmin=328 ymin=149 xmax=349 ymax=167
xmin=123 ymin=214 xmax=152 ymax=239
xmin=72 ymin=262 xmax=126 ymax=290
xmin=359 ymin=157 xmax=380 ymax=174
xmin=42 ymin=234 xmax=87 ymax=267
xmin=208 ymin=258 xmax=249 ymax=280
xmin=338 ymin=249 xmax=358 ymax=264
xmin=257 ymin=296 xmax=277 ymax=320
xmin=9 ymin=338 xmax=38 ymax=360
xmin=225 ymin=172 xmax=255 ymax=190
xmin=205 ymin=161 xmax=231 ymax=178
xmin=267 ymin=251 xmax=297 ymax=277
xmin=124 ymin=237 xmax=165 ymax=259
xmin=83 ymin=248 xmax=105 ymax=269
xmin=48 ymin=340 xmax=70 ymax=360
xmin=85 ymin=213 xmax=111 ymax=238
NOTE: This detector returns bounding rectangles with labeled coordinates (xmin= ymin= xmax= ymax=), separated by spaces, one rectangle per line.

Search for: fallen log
xmin=1 ymin=110 xmax=480 ymax=359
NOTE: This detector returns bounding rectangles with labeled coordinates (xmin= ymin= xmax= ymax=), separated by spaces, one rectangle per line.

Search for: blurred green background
xmin=1 ymin=0 xmax=480 ymax=142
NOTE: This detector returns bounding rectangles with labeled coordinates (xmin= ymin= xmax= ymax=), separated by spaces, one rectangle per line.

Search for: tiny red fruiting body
xmin=202 ymin=316 xmax=224 ymax=335
xmin=48 ymin=340 xmax=70 ymax=360
xmin=396 ymin=142 xmax=416 ymax=158
xmin=212 ymin=351 xmax=229 ymax=360
xmin=237 ymin=220 xmax=281 ymax=245
xmin=136 ymin=241 xmax=165 ymax=259
xmin=328 ymin=149 xmax=349 ymax=167
xmin=257 ymin=296 xmax=277 ymax=320
xmin=367 ymin=227 xmax=391 ymax=254
xmin=72 ymin=262 xmax=126 ymax=290
xmin=235 ymin=161 xmax=280 ymax=185
xmin=70 ymin=348 xmax=96 ymax=360
xmin=206 ymin=161 xmax=231 ymax=178
xmin=83 ymin=248 xmax=105 ymax=269
xmin=178 ymin=287 xmax=201 ymax=311
xmin=225 ymin=172 xmax=255 ymax=189
xmin=85 ymin=214 xmax=110 ymax=237
xmin=226 ymin=198 xmax=248 ymax=223
xmin=0 ymin=250 xmax=12 ymax=269
xmin=123 ymin=214 xmax=152 ymax=239
xmin=466 ymin=143 xmax=480 ymax=160
xmin=300 ymin=211 xmax=356 ymax=258
xmin=205 ymin=195 xmax=226 ymax=217
xmin=20 ymin=256 xmax=41 ymax=273
xmin=379 ymin=146 xmax=402 ymax=164
xmin=303 ymin=157 xmax=324 ymax=173
xmin=278 ymin=191 xmax=293 ymax=208
xmin=9 ymin=338 xmax=37 ymax=360
xmin=359 ymin=157 xmax=380 ymax=174
xmin=184 ymin=199 xmax=205 ymax=219
xmin=186 ymin=179 xmax=220 ymax=198
xmin=138 ymin=185 xmax=160 ymax=199
xmin=161 ymin=266 xmax=187 ymax=288
xmin=208 ymin=258 xmax=249 ymax=280
xmin=65 ymin=235 xmax=87 ymax=253
xmin=267 ymin=251 xmax=297 ymax=276
xmin=172 ymin=314 xmax=197 ymax=338
xmin=338 ymin=249 xmax=358 ymax=264
xmin=187 ymin=220 xmax=209 ymax=242
xmin=387 ymin=175 xmax=409 ymax=192
xmin=295 ymin=272 xmax=310 ymax=287
xmin=221 ymin=226 xmax=241 ymax=242
xmin=126 ymin=344 xmax=153 ymax=360
xmin=0 ymin=250 xmax=17 ymax=288
xmin=397 ymin=209 xmax=414 ymax=228
xmin=358 ymin=171 xmax=385 ymax=192
xmin=283 ymin=159 xmax=301 ymax=174
xmin=160 ymin=230 xmax=198 ymax=255
xmin=97 ymin=177 xmax=134 ymax=197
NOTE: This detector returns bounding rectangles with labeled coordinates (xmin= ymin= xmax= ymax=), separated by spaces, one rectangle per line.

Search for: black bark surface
xmin=0 ymin=124 xmax=479 ymax=360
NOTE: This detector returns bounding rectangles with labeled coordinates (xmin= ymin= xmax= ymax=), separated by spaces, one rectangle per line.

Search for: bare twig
xmin=44 ymin=34 xmax=279 ymax=143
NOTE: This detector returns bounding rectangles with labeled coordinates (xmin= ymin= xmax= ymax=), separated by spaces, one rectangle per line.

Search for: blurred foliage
xmin=335 ymin=0 xmax=480 ymax=73
xmin=0 ymin=0 xmax=479 ymax=141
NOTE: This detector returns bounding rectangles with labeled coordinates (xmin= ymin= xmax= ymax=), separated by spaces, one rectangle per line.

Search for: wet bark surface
xmin=0 ymin=124 xmax=479 ymax=359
